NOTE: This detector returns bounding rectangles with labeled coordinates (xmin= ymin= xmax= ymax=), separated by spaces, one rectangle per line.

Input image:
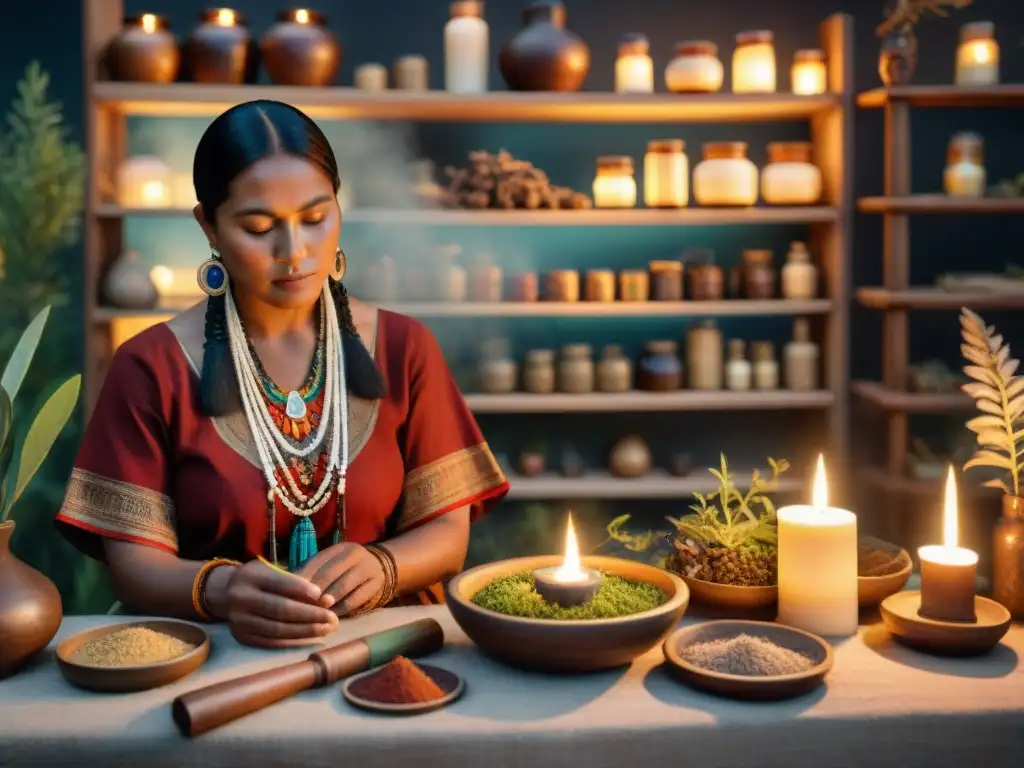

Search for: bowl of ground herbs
xmin=857 ymin=536 xmax=912 ymax=607
xmin=446 ymin=555 xmax=689 ymax=672
xmin=56 ymin=620 xmax=210 ymax=692
xmin=663 ymin=619 xmax=833 ymax=701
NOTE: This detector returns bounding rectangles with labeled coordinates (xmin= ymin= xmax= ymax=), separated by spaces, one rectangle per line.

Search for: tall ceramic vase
xmin=0 ymin=521 xmax=63 ymax=678
xmin=993 ymin=495 xmax=1024 ymax=620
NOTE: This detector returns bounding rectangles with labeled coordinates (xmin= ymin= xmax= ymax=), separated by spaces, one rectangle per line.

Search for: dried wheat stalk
xmin=877 ymin=0 xmax=973 ymax=38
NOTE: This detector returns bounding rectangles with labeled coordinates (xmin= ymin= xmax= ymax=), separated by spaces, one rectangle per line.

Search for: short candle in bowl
xmin=918 ymin=466 xmax=978 ymax=623
xmin=531 ymin=515 xmax=602 ymax=607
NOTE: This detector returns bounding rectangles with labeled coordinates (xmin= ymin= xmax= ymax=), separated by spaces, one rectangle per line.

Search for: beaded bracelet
xmin=364 ymin=544 xmax=398 ymax=611
xmin=191 ymin=558 xmax=241 ymax=621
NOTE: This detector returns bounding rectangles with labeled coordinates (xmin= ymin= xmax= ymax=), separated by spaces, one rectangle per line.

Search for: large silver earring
xmin=197 ymin=248 xmax=228 ymax=296
xmin=331 ymin=247 xmax=347 ymax=281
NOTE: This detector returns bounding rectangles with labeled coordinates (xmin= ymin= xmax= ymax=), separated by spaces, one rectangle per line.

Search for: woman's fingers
xmin=322 ymin=566 xmax=371 ymax=608
xmin=249 ymin=563 xmax=323 ymax=603
xmin=237 ymin=587 xmax=338 ymax=625
xmin=230 ymin=611 xmax=336 ymax=641
xmin=333 ymin=580 xmax=379 ymax=617
xmin=230 ymin=630 xmax=331 ymax=649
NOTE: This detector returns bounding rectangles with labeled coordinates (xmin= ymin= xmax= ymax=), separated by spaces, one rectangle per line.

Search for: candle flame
xmin=215 ymin=8 xmax=236 ymax=26
xmin=141 ymin=13 xmax=157 ymax=33
xmin=968 ymin=40 xmax=992 ymax=64
xmin=295 ymin=9 xmax=310 ymax=24
xmin=812 ymin=453 xmax=828 ymax=510
xmin=943 ymin=464 xmax=959 ymax=549
xmin=555 ymin=514 xmax=584 ymax=580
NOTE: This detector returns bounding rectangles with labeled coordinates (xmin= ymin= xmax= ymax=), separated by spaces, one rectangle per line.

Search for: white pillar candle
xmin=777 ymin=454 xmax=859 ymax=637
xmin=117 ymin=155 xmax=171 ymax=208
xmin=955 ymin=22 xmax=999 ymax=86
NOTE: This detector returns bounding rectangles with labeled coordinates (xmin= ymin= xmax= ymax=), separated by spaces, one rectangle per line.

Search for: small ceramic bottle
xmin=445 ymin=0 xmax=489 ymax=93
xmin=784 ymin=318 xmax=819 ymax=391
xmin=523 ymin=349 xmax=556 ymax=394
xmin=558 ymin=344 xmax=595 ymax=394
xmin=596 ymin=345 xmax=633 ymax=392
xmin=686 ymin=320 xmax=723 ymax=390
xmin=752 ymin=341 xmax=779 ymax=390
xmin=781 ymin=241 xmax=817 ymax=299
xmin=478 ymin=338 xmax=517 ymax=393
xmin=726 ymin=339 xmax=752 ymax=391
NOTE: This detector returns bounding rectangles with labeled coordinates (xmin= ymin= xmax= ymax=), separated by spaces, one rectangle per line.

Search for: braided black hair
xmin=194 ymin=100 xmax=386 ymax=417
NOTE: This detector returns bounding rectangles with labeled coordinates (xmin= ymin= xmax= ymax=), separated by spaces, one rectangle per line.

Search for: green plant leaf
xmin=0 ymin=388 xmax=10 ymax=511
xmin=2 ymin=373 xmax=80 ymax=520
xmin=0 ymin=305 xmax=50 ymax=403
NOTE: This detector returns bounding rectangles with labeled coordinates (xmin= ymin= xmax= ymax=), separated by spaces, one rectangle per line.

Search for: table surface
xmin=2 ymin=605 xmax=1023 ymax=768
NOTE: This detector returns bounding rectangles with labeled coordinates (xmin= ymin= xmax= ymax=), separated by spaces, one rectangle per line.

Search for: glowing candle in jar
xmin=918 ymin=466 xmax=979 ymax=623
xmin=141 ymin=13 xmax=158 ymax=33
xmin=294 ymin=8 xmax=311 ymax=25
xmin=955 ymin=21 xmax=999 ymax=86
xmin=615 ymin=33 xmax=654 ymax=93
xmin=791 ymin=49 xmax=827 ymax=95
xmin=592 ymin=156 xmax=637 ymax=209
xmin=214 ymin=8 xmax=237 ymax=27
xmin=777 ymin=454 xmax=859 ymax=637
xmin=732 ymin=30 xmax=776 ymax=94
xmin=533 ymin=514 xmax=601 ymax=606
xmin=117 ymin=155 xmax=172 ymax=208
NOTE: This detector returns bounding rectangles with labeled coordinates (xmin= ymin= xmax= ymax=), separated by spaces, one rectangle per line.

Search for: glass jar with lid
xmin=664 ymin=41 xmax=723 ymax=93
xmin=955 ymin=21 xmax=999 ymax=86
xmin=693 ymin=142 xmax=759 ymax=207
xmin=592 ymin=156 xmax=637 ymax=208
xmin=644 ymin=139 xmax=688 ymax=208
xmin=944 ymin=132 xmax=986 ymax=198
xmin=732 ymin=30 xmax=776 ymax=93
xmin=761 ymin=142 xmax=822 ymax=205
xmin=791 ymin=49 xmax=826 ymax=95
xmin=615 ymin=33 xmax=654 ymax=93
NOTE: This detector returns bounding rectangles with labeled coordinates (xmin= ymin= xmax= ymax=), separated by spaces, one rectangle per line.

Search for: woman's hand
xmin=221 ymin=560 xmax=340 ymax=647
xmin=297 ymin=543 xmax=386 ymax=617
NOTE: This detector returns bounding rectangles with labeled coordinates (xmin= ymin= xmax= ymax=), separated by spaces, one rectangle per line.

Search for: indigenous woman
xmin=56 ymin=101 xmax=509 ymax=647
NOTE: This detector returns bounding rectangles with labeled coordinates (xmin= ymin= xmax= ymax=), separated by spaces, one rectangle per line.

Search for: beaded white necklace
xmin=224 ymin=284 xmax=349 ymax=531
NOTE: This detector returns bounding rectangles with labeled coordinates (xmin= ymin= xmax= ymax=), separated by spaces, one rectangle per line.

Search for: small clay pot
xmin=181 ymin=9 xmax=258 ymax=84
xmin=260 ymin=9 xmax=342 ymax=87
xmin=105 ymin=14 xmax=180 ymax=83
xmin=519 ymin=452 xmax=546 ymax=477
xmin=669 ymin=453 xmax=694 ymax=477
xmin=560 ymin=450 xmax=585 ymax=478
xmin=609 ymin=436 xmax=652 ymax=478
xmin=499 ymin=1 xmax=591 ymax=92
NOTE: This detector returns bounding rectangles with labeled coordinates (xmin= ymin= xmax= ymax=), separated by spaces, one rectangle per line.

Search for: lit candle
xmin=918 ymin=466 xmax=979 ymax=623
xmin=732 ymin=30 xmax=776 ymax=94
xmin=117 ymin=156 xmax=172 ymax=208
xmin=141 ymin=13 xmax=158 ymax=34
xmin=615 ymin=33 xmax=654 ymax=93
xmin=294 ymin=8 xmax=311 ymax=25
xmin=777 ymin=454 xmax=859 ymax=637
xmin=592 ymin=156 xmax=637 ymax=209
xmin=533 ymin=514 xmax=601 ymax=606
xmin=214 ymin=8 xmax=236 ymax=27
xmin=955 ymin=21 xmax=999 ymax=86
xmin=791 ymin=49 xmax=827 ymax=95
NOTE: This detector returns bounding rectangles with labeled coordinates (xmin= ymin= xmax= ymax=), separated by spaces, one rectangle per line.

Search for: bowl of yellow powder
xmin=56 ymin=620 xmax=210 ymax=692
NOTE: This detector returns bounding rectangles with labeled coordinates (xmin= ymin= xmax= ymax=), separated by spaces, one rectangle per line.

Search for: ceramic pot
xmin=181 ymin=9 xmax=258 ymax=84
xmin=609 ymin=436 xmax=651 ymax=478
xmin=103 ymin=250 xmax=159 ymax=310
xmin=879 ymin=25 xmax=916 ymax=86
xmin=105 ymin=14 xmax=180 ymax=83
xmin=993 ymin=495 xmax=1024 ymax=619
xmin=518 ymin=452 xmax=546 ymax=477
xmin=0 ymin=521 xmax=63 ymax=678
xmin=499 ymin=1 xmax=590 ymax=92
xmin=260 ymin=9 xmax=341 ymax=87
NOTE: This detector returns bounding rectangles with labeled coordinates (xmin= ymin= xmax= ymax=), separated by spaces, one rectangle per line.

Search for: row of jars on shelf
xmin=358 ymin=243 xmax=819 ymax=304
xmin=596 ymin=140 xmax=822 ymax=209
xmin=477 ymin=318 xmax=820 ymax=395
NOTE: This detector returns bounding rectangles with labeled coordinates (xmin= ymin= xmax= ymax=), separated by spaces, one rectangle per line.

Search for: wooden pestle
xmin=171 ymin=617 xmax=445 ymax=737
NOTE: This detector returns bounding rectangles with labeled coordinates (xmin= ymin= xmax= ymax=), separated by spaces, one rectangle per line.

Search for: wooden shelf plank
xmin=94 ymin=83 xmax=839 ymax=123
xmin=856 ymin=287 xmax=1024 ymax=311
xmin=465 ymin=390 xmax=833 ymax=413
xmin=95 ymin=299 xmax=833 ymax=321
xmin=94 ymin=204 xmax=838 ymax=227
xmin=851 ymin=380 xmax=971 ymax=413
xmin=858 ymin=195 xmax=1024 ymax=214
xmin=861 ymin=466 xmax=998 ymax=498
xmin=505 ymin=470 xmax=805 ymax=500
xmin=858 ymin=85 xmax=1024 ymax=109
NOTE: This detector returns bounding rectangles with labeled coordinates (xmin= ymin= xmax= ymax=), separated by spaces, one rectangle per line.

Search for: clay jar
xmin=0 ymin=521 xmax=63 ymax=678
xmin=181 ymin=8 xmax=258 ymax=84
xmin=993 ymin=494 xmax=1024 ymax=620
xmin=637 ymin=340 xmax=683 ymax=391
xmin=609 ymin=436 xmax=652 ymax=478
xmin=596 ymin=345 xmax=633 ymax=392
xmin=105 ymin=14 xmax=180 ymax=83
xmin=737 ymin=249 xmax=776 ymax=299
xmin=499 ymin=1 xmax=591 ymax=92
xmin=478 ymin=338 xmax=517 ymax=394
xmin=687 ymin=262 xmax=724 ymax=301
xmin=523 ymin=349 xmax=556 ymax=394
xmin=260 ymin=9 xmax=342 ymax=87
xmin=558 ymin=344 xmax=595 ymax=394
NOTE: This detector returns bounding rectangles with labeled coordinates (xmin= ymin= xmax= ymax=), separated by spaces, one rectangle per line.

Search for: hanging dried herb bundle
xmin=959 ymin=307 xmax=1024 ymax=498
xmin=877 ymin=0 xmax=973 ymax=38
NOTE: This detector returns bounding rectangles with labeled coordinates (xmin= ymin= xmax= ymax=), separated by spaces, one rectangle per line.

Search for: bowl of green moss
xmin=445 ymin=555 xmax=689 ymax=672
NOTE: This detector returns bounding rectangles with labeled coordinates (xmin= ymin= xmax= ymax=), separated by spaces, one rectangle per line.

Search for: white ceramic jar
xmin=644 ymin=139 xmax=688 ymax=208
xmin=615 ymin=33 xmax=654 ymax=93
xmin=955 ymin=21 xmax=999 ymax=86
xmin=593 ymin=156 xmax=637 ymax=208
xmin=944 ymin=132 xmax=986 ymax=197
xmin=444 ymin=0 xmax=489 ymax=93
xmin=692 ymin=142 xmax=759 ymax=207
xmin=761 ymin=142 xmax=822 ymax=205
xmin=732 ymin=30 xmax=776 ymax=93
xmin=664 ymin=41 xmax=723 ymax=93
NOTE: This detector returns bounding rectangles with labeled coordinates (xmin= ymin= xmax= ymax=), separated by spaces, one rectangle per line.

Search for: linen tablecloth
xmin=1 ymin=605 xmax=1022 ymax=768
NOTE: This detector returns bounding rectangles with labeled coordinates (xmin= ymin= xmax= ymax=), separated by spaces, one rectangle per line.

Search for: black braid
xmin=199 ymin=293 xmax=240 ymax=416
xmin=330 ymin=278 xmax=387 ymax=400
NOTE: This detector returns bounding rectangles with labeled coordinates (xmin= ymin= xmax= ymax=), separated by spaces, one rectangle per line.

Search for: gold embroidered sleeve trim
xmin=399 ymin=443 xmax=507 ymax=531
xmin=60 ymin=468 xmax=179 ymax=552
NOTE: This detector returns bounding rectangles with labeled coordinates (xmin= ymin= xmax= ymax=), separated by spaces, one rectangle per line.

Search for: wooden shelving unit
xmin=853 ymin=83 xmax=1024 ymax=510
xmin=83 ymin=4 xmax=853 ymax=501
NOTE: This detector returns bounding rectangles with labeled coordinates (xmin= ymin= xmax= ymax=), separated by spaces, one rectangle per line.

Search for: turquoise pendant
xmin=289 ymin=516 xmax=318 ymax=571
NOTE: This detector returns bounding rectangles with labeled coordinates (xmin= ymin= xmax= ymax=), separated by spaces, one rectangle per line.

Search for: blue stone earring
xmin=197 ymin=249 xmax=228 ymax=296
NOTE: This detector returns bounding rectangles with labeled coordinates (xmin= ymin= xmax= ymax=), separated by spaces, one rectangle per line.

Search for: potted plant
xmin=959 ymin=307 xmax=1024 ymax=619
xmin=0 ymin=306 xmax=81 ymax=677
xmin=876 ymin=0 xmax=973 ymax=86
xmin=607 ymin=454 xmax=789 ymax=609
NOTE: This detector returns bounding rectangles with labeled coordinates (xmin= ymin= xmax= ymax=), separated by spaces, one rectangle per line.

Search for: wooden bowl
xmin=446 ymin=555 xmax=689 ymax=673
xmin=880 ymin=590 xmax=1012 ymax=657
xmin=56 ymin=619 xmax=211 ymax=692
xmin=858 ymin=536 xmax=913 ymax=607
xmin=663 ymin=619 xmax=833 ymax=701
xmin=681 ymin=575 xmax=778 ymax=609
xmin=342 ymin=663 xmax=465 ymax=715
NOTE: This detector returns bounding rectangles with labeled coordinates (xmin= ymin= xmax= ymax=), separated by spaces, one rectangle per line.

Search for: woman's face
xmin=197 ymin=153 xmax=341 ymax=310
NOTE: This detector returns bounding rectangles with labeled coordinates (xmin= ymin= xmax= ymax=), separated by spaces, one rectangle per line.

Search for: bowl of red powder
xmin=342 ymin=656 xmax=464 ymax=715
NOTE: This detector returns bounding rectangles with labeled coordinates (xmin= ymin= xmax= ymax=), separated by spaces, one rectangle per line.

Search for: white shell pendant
xmin=285 ymin=390 xmax=307 ymax=420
